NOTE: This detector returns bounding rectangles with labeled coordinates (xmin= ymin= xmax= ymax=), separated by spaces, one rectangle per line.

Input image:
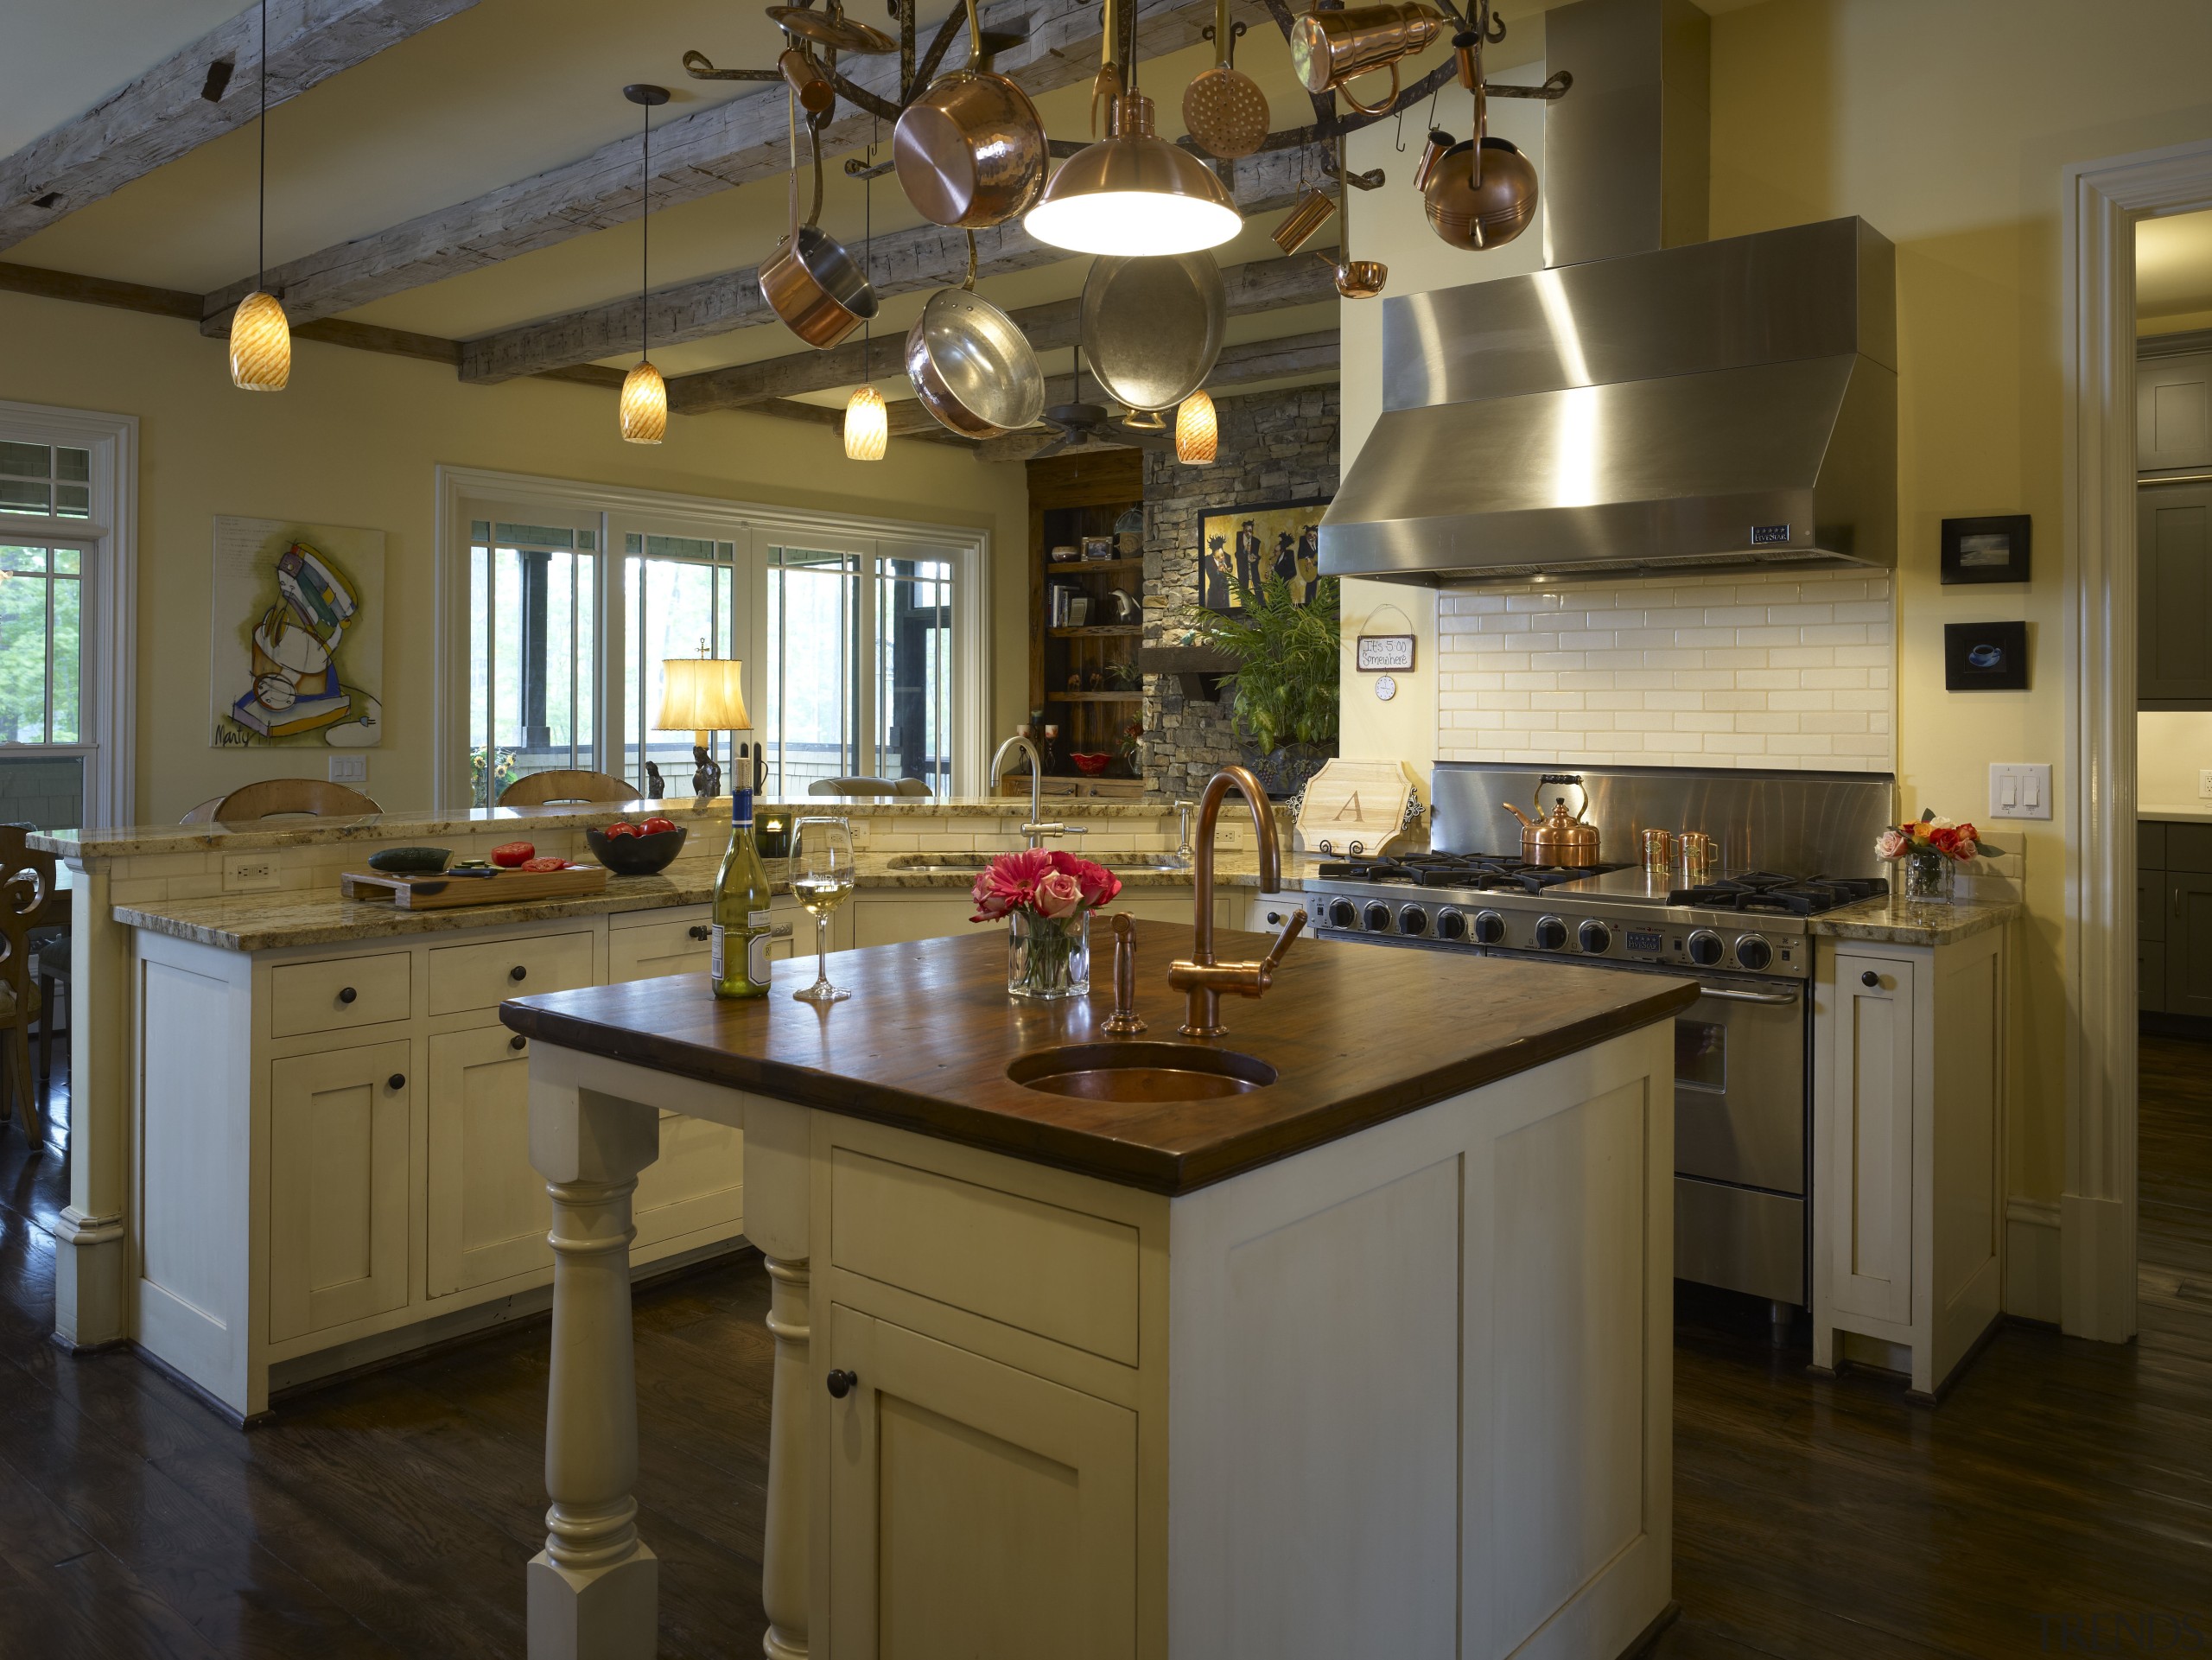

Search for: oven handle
xmin=1696 ymin=984 xmax=1800 ymax=1006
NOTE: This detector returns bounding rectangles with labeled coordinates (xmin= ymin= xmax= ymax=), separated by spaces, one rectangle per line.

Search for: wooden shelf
xmin=1051 ymin=625 xmax=1141 ymax=638
xmin=1045 ymin=557 xmax=1143 ymax=574
xmin=1047 ymin=691 xmax=1144 ymax=703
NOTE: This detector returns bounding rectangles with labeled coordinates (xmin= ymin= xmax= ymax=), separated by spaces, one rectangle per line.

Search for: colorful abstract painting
xmin=210 ymin=516 xmax=385 ymax=747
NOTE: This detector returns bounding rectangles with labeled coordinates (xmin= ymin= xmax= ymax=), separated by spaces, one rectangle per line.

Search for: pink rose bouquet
xmin=973 ymin=848 xmax=1122 ymax=1000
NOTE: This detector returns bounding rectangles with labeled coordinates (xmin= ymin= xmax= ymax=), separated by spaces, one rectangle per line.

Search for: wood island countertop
xmin=499 ymin=918 xmax=1699 ymax=1194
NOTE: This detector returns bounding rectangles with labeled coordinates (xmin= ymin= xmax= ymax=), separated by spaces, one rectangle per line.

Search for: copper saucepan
xmin=893 ymin=0 xmax=1048 ymax=229
xmin=1421 ymin=29 xmax=1540 ymax=251
xmin=760 ymin=112 xmax=880 ymax=350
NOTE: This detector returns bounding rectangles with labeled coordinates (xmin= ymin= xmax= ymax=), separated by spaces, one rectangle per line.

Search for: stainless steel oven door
xmin=1669 ymin=976 xmax=1808 ymax=1195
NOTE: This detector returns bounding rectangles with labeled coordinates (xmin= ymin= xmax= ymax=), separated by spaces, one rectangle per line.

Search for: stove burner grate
xmin=1665 ymin=871 xmax=1888 ymax=916
xmin=1313 ymin=852 xmax=1626 ymax=893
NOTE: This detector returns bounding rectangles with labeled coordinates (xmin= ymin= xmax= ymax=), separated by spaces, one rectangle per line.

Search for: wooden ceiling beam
xmin=0 ymin=0 xmax=486 ymax=255
xmin=200 ymin=0 xmax=1252 ymax=335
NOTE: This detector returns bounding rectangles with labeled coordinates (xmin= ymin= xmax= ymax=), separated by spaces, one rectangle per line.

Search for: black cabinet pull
xmin=688 ymin=925 xmax=712 ymax=941
xmin=387 ymin=1072 xmax=406 ymax=1091
xmin=337 ymin=986 xmax=357 ymax=1004
xmin=825 ymin=1369 xmax=858 ymax=1399
xmin=1860 ymin=970 xmax=1879 ymax=988
xmin=509 ymin=964 xmax=528 ymax=983
xmin=510 ymin=1034 xmax=526 ymax=1052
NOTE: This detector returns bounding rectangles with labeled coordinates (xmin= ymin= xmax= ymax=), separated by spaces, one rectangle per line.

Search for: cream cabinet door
xmin=827 ymin=1306 xmax=1138 ymax=1660
xmin=268 ymin=1039 xmax=413 ymax=1341
xmin=851 ymin=894 xmax=977 ymax=948
xmin=426 ymin=1026 xmax=552 ymax=1295
xmin=1828 ymin=953 xmax=1916 ymax=1325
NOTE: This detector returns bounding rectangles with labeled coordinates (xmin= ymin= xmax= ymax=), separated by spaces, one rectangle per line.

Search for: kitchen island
xmin=502 ymin=917 xmax=1696 ymax=1660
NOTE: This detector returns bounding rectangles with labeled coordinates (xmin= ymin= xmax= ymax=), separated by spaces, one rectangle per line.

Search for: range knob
xmin=1363 ymin=901 xmax=1395 ymax=933
xmin=1328 ymin=899 xmax=1358 ymax=929
xmin=1534 ymin=916 xmax=1569 ymax=951
xmin=1687 ymin=929 xmax=1725 ymax=967
xmin=1398 ymin=905 xmax=1429 ymax=937
xmin=1472 ymin=909 xmax=1507 ymax=945
xmin=1735 ymin=933 xmax=1774 ymax=972
xmin=1436 ymin=908 xmax=1469 ymax=942
xmin=1579 ymin=919 xmax=1612 ymax=955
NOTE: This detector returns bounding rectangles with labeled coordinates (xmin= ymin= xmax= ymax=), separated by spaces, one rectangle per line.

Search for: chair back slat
xmin=498 ymin=770 xmax=641 ymax=807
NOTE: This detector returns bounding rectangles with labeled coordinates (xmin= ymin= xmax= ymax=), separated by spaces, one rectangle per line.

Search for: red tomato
xmin=604 ymin=821 xmax=639 ymax=839
xmin=490 ymin=841 xmax=535 ymax=868
xmin=520 ymin=856 xmax=571 ymax=872
xmin=641 ymin=817 xmax=677 ymax=835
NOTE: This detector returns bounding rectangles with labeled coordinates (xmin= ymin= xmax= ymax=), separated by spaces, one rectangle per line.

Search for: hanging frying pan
xmin=893 ymin=0 xmax=1048 ymax=228
xmin=760 ymin=112 xmax=880 ymax=348
xmin=1079 ymin=252 xmax=1226 ymax=412
xmin=766 ymin=3 xmax=897 ymax=54
xmin=906 ymin=232 xmax=1046 ymax=438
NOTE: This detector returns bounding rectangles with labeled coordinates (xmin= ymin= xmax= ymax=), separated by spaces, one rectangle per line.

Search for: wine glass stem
xmin=815 ymin=914 xmax=830 ymax=988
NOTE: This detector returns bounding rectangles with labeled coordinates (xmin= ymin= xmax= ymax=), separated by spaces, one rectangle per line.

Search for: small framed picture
xmin=1943 ymin=620 xmax=2030 ymax=690
xmin=1941 ymin=515 xmax=2031 ymax=584
xmin=1081 ymin=536 xmax=1114 ymax=562
xmin=1355 ymin=633 xmax=1416 ymax=672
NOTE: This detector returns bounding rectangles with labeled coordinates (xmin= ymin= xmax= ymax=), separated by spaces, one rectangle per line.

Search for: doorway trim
xmin=2061 ymin=137 xmax=2212 ymax=1342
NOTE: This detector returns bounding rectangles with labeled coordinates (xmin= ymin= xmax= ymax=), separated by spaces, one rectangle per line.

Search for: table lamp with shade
xmin=657 ymin=649 xmax=749 ymax=798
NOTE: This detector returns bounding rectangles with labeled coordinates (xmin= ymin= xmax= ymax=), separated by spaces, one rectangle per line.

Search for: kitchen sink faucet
xmin=988 ymin=733 xmax=1086 ymax=851
xmin=1168 ymin=765 xmax=1306 ymax=1038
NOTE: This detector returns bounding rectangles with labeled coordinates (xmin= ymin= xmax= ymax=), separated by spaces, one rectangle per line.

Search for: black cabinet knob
xmin=825 ymin=1369 xmax=858 ymax=1399
xmin=509 ymin=964 xmax=528 ymax=982
xmin=689 ymin=924 xmax=712 ymax=941
xmin=337 ymin=986 xmax=357 ymax=1004
xmin=1861 ymin=970 xmax=1879 ymax=988
xmin=510 ymin=1034 xmax=526 ymax=1052
xmin=387 ymin=1073 xmax=406 ymax=1091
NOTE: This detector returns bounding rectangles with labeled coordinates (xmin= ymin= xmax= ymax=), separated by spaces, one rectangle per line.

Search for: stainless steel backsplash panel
xmin=1431 ymin=762 xmax=1897 ymax=877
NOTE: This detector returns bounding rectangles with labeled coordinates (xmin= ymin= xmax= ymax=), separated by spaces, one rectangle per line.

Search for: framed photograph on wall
xmin=1940 ymin=515 xmax=2031 ymax=584
xmin=1943 ymin=620 xmax=2030 ymax=690
xmin=1196 ymin=497 xmax=1331 ymax=614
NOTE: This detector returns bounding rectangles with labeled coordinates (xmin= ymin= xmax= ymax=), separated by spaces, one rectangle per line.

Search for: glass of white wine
xmin=789 ymin=815 xmax=855 ymax=1005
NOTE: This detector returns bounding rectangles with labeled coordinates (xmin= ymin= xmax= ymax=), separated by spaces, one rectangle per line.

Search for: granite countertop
xmin=1808 ymin=893 xmax=2020 ymax=945
xmin=501 ymin=919 xmax=1698 ymax=1195
xmin=116 ymin=854 xmax=1296 ymax=953
xmin=36 ymin=793 xmax=1182 ymax=862
xmin=2139 ymin=805 xmax=2212 ymax=824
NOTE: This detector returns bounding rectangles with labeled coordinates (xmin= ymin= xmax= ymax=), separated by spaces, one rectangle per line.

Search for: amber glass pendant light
xmin=230 ymin=0 xmax=290 ymax=391
xmin=844 ymin=123 xmax=887 ymax=461
xmin=620 ymin=83 xmax=671 ymax=444
xmin=1175 ymin=389 xmax=1218 ymax=464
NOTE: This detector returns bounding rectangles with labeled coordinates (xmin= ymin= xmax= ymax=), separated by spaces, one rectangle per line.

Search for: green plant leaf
xmin=1179 ymin=574 xmax=1340 ymax=756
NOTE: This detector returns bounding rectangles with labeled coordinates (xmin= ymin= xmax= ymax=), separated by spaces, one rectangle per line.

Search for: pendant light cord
xmin=257 ymin=0 xmax=268 ymax=290
xmin=639 ymin=99 xmax=651 ymax=363
xmin=861 ymin=118 xmax=874 ymax=385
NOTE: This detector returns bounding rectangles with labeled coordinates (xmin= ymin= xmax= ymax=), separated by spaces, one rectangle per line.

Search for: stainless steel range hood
xmin=1319 ymin=0 xmax=1897 ymax=588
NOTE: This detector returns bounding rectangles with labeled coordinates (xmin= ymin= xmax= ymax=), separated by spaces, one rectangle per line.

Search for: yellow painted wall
xmin=2139 ymin=713 xmax=2212 ymax=809
xmin=0 ymin=289 xmax=1030 ymax=824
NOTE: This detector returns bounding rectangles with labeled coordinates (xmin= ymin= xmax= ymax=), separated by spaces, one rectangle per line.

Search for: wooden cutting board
xmin=1293 ymin=759 xmax=1425 ymax=857
xmin=339 ymin=864 xmax=610 ymax=910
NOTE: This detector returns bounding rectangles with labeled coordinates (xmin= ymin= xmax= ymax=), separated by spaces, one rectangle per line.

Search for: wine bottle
xmin=710 ymin=784 xmax=774 ymax=998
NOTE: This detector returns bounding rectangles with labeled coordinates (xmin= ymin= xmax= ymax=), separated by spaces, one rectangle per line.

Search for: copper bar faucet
xmin=1103 ymin=913 xmax=1146 ymax=1035
xmin=1167 ymin=765 xmax=1308 ymax=1038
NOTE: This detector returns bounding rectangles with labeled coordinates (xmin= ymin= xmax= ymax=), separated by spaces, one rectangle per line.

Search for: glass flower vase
xmin=1007 ymin=910 xmax=1090 ymax=1000
xmin=1903 ymin=846 xmax=1956 ymax=904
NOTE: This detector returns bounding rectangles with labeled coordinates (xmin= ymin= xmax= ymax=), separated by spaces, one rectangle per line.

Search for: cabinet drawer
xmin=270 ymin=951 xmax=412 ymax=1039
xmin=609 ymin=911 xmax=715 ymax=982
xmin=429 ymin=930 xmax=594 ymax=1016
xmin=830 ymin=1148 xmax=1140 ymax=1365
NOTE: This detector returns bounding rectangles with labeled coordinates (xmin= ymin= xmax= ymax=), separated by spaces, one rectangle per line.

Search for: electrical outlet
xmin=2199 ymin=768 xmax=2212 ymax=799
xmin=1987 ymin=762 xmax=2052 ymax=821
xmin=328 ymin=754 xmax=367 ymax=784
xmin=222 ymin=854 xmax=280 ymax=893
xmin=846 ymin=818 xmax=869 ymax=846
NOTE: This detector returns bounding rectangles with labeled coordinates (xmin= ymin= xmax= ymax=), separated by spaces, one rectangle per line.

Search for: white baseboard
xmin=2005 ymin=1196 xmax=2062 ymax=1325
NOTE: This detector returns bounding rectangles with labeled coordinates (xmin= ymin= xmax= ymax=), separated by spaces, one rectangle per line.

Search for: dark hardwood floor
xmin=0 ymin=1036 xmax=2205 ymax=1657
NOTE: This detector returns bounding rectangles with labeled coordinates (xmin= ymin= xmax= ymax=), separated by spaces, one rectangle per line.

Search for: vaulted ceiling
xmin=2 ymin=0 xmax=1567 ymax=450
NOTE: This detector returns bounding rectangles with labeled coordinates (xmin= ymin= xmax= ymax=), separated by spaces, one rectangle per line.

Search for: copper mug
xmin=1678 ymin=832 xmax=1719 ymax=884
xmin=1641 ymin=827 xmax=1675 ymax=876
xmin=1287 ymin=3 xmax=1446 ymax=114
xmin=1273 ymin=188 xmax=1338 ymax=255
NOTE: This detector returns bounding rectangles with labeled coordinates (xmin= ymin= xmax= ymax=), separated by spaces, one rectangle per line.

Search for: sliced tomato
xmin=490 ymin=841 xmax=536 ymax=868
xmin=604 ymin=821 xmax=639 ymax=838
xmin=640 ymin=817 xmax=677 ymax=835
xmin=520 ymin=855 xmax=571 ymax=872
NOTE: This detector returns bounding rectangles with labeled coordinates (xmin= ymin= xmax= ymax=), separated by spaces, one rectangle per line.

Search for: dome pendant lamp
xmin=845 ymin=123 xmax=887 ymax=461
xmin=620 ymin=83 xmax=671 ymax=444
xmin=229 ymin=0 xmax=290 ymax=391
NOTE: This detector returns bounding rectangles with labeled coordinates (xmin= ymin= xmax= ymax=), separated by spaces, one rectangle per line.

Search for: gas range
xmin=1306 ymin=855 xmax=1887 ymax=980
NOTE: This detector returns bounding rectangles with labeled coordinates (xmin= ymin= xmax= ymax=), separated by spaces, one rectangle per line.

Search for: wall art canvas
xmin=210 ymin=516 xmax=385 ymax=747
xmin=1198 ymin=497 xmax=1329 ymax=613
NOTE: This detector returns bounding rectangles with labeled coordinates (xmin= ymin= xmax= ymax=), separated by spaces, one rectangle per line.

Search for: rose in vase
xmin=971 ymin=849 xmax=1124 ymax=999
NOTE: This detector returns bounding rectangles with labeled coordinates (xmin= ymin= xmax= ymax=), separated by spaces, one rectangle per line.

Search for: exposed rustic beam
xmin=201 ymin=0 xmax=1255 ymax=334
xmin=664 ymin=247 xmax=1339 ymax=415
xmin=969 ymin=329 xmax=1339 ymax=463
xmin=0 ymin=0 xmax=485 ymax=254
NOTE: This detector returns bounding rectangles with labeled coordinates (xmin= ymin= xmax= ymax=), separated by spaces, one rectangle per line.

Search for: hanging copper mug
xmin=1273 ymin=188 xmax=1338 ymax=255
xmin=1287 ymin=3 xmax=1446 ymax=115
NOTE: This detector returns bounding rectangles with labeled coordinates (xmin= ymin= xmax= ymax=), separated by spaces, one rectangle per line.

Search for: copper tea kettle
xmin=1503 ymin=774 xmax=1602 ymax=868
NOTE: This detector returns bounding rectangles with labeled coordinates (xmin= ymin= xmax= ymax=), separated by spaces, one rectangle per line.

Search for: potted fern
xmin=1180 ymin=574 xmax=1342 ymax=797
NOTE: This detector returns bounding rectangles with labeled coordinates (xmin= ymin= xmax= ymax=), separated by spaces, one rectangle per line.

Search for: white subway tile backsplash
xmin=1436 ymin=571 xmax=1895 ymax=772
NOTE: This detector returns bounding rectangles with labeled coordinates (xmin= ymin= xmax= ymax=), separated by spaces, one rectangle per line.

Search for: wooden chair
xmin=189 ymin=779 xmax=382 ymax=823
xmin=498 ymin=769 xmax=640 ymax=807
xmin=807 ymin=776 xmax=931 ymax=798
xmin=0 ymin=826 xmax=56 ymax=1154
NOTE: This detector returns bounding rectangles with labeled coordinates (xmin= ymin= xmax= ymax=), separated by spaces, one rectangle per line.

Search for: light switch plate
xmin=328 ymin=754 xmax=368 ymax=784
xmin=1988 ymin=762 xmax=2051 ymax=820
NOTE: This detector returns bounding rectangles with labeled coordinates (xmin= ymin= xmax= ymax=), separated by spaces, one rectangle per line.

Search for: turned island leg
xmin=529 ymin=1081 xmax=662 ymax=1660
xmin=746 ymin=1098 xmax=815 ymax=1660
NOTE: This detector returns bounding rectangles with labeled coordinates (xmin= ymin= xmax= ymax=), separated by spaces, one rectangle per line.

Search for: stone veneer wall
xmin=1141 ymin=385 xmax=1341 ymax=798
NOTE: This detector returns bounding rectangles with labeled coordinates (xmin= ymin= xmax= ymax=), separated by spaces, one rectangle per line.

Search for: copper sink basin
xmin=1007 ymin=1042 xmax=1277 ymax=1103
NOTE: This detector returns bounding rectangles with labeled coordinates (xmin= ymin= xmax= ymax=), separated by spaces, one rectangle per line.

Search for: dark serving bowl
xmin=584 ymin=824 xmax=688 ymax=875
